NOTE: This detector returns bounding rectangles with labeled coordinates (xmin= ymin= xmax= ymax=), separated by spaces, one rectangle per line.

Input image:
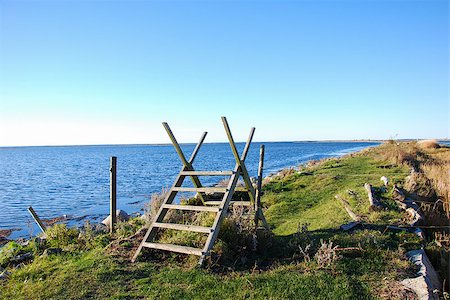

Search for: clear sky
xmin=0 ymin=0 xmax=448 ymax=146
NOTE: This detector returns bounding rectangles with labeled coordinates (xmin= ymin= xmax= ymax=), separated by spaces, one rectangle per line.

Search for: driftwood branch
xmin=335 ymin=195 xmax=361 ymax=231
xmin=392 ymin=184 xmax=424 ymax=225
xmin=364 ymin=183 xmax=383 ymax=211
xmin=335 ymin=195 xmax=360 ymax=221
xmin=392 ymin=184 xmax=406 ymax=201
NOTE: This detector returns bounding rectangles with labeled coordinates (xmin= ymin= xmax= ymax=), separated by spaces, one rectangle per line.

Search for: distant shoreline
xmin=1 ymin=139 xmax=448 ymax=149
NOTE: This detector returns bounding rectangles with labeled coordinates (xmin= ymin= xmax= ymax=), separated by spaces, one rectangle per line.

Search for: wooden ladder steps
xmin=153 ymin=222 xmax=213 ymax=233
xmin=180 ymin=171 xmax=234 ymax=176
xmin=142 ymin=242 xmax=203 ymax=256
xmin=162 ymin=204 xmax=220 ymax=212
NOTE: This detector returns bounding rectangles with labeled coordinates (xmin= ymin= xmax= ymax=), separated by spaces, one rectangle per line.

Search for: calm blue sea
xmin=0 ymin=141 xmax=380 ymax=238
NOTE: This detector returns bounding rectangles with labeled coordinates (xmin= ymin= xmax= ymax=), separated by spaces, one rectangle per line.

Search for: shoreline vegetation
xmin=1 ymin=140 xmax=449 ymax=299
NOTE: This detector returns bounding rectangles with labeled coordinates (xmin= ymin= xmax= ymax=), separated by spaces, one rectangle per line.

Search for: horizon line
xmin=1 ymin=138 xmax=449 ymax=149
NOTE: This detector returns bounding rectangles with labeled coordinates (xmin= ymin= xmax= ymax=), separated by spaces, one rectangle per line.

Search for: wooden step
xmin=153 ymin=222 xmax=213 ymax=233
xmin=172 ymin=187 xmax=227 ymax=193
xmin=142 ymin=242 xmax=203 ymax=256
xmin=204 ymin=201 xmax=252 ymax=206
xmin=172 ymin=186 xmax=249 ymax=193
xmin=163 ymin=204 xmax=220 ymax=212
xmin=180 ymin=171 xmax=234 ymax=176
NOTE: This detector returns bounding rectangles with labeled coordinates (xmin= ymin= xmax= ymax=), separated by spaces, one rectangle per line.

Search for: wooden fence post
xmin=110 ymin=156 xmax=117 ymax=233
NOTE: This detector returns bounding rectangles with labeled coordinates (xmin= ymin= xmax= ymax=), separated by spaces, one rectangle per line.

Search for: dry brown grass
xmin=375 ymin=142 xmax=450 ymax=218
xmin=377 ymin=142 xmax=423 ymax=168
xmin=422 ymin=161 xmax=450 ymax=216
xmin=144 ymin=188 xmax=168 ymax=224
xmin=417 ymin=139 xmax=440 ymax=149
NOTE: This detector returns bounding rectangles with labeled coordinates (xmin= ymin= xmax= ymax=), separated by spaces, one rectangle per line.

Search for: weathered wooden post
xmin=27 ymin=206 xmax=46 ymax=233
xmin=110 ymin=156 xmax=117 ymax=233
xmin=254 ymin=145 xmax=265 ymax=226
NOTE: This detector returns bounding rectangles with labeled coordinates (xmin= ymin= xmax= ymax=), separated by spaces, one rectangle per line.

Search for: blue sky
xmin=0 ymin=0 xmax=448 ymax=146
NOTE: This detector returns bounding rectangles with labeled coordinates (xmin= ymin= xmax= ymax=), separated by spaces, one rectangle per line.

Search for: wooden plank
xmin=153 ymin=222 xmax=213 ymax=233
xmin=179 ymin=171 xmax=234 ymax=176
xmin=241 ymin=127 xmax=255 ymax=161
xmin=142 ymin=242 xmax=203 ymax=256
xmin=199 ymin=162 xmax=241 ymax=266
xmin=162 ymin=122 xmax=205 ymax=201
xmin=27 ymin=206 xmax=46 ymax=233
xmin=221 ymin=117 xmax=256 ymax=202
xmin=188 ymin=131 xmax=207 ymax=162
xmin=172 ymin=187 xmax=227 ymax=193
xmin=163 ymin=204 xmax=220 ymax=212
xmin=173 ymin=186 xmax=248 ymax=193
xmin=203 ymin=201 xmax=252 ymax=206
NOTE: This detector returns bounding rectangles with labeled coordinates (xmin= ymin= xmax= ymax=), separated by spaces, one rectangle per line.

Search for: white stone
xmin=101 ymin=209 xmax=130 ymax=227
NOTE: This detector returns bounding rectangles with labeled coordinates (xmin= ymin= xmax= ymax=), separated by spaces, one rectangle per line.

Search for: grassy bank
xmin=1 ymin=141 xmax=448 ymax=299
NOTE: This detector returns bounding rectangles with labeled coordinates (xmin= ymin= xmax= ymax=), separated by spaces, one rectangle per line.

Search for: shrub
xmin=45 ymin=224 xmax=79 ymax=249
xmin=314 ymin=239 xmax=340 ymax=268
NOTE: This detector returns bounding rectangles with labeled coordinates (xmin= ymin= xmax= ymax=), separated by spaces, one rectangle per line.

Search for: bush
xmin=45 ymin=224 xmax=79 ymax=249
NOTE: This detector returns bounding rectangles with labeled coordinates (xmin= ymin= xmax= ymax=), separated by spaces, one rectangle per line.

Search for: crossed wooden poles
xmin=132 ymin=117 xmax=269 ymax=266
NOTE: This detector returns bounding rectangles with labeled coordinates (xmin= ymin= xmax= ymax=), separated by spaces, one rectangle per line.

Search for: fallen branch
xmin=392 ymin=184 xmax=406 ymax=201
xmin=335 ymin=195 xmax=360 ymax=221
xmin=340 ymin=221 xmax=361 ymax=231
xmin=335 ymin=247 xmax=363 ymax=252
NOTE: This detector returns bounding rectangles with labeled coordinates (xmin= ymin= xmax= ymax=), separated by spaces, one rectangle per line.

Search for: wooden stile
xmin=132 ymin=117 xmax=270 ymax=266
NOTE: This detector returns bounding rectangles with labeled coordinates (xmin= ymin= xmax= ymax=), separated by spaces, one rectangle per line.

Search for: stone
xmin=380 ymin=176 xmax=389 ymax=186
xmin=401 ymin=249 xmax=441 ymax=300
xmin=101 ymin=209 xmax=130 ymax=227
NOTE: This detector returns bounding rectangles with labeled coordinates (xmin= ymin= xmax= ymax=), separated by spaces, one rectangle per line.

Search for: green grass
xmin=0 ymin=244 xmax=413 ymax=300
xmin=263 ymin=153 xmax=409 ymax=234
xmin=0 ymin=144 xmax=429 ymax=299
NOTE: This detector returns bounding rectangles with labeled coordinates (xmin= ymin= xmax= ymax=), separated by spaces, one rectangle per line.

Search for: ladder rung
xmin=173 ymin=187 xmax=227 ymax=193
xmin=172 ymin=187 xmax=249 ymax=193
xmin=204 ymin=201 xmax=253 ymax=206
xmin=163 ymin=204 xmax=220 ymax=212
xmin=153 ymin=222 xmax=213 ymax=233
xmin=142 ymin=242 xmax=203 ymax=256
xmin=180 ymin=171 xmax=234 ymax=176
